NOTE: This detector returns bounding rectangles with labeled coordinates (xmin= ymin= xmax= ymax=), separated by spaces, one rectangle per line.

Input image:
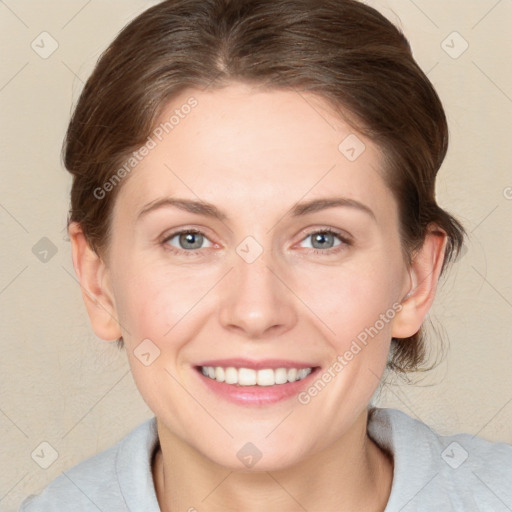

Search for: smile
xmin=200 ymin=366 xmax=313 ymax=386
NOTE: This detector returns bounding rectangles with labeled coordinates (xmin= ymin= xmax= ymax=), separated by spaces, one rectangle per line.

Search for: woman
xmin=20 ymin=0 xmax=512 ymax=510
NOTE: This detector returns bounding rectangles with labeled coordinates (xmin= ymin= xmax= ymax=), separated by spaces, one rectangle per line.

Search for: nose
xmin=218 ymin=249 xmax=298 ymax=339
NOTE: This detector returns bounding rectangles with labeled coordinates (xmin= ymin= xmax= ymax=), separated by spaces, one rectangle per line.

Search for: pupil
xmin=313 ymin=232 xmax=333 ymax=249
xmin=180 ymin=232 xmax=202 ymax=249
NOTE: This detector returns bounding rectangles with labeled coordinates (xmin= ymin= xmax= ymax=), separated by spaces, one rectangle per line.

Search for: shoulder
xmin=368 ymin=407 xmax=512 ymax=511
xmin=19 ymin=417 xmax=160 ymax=512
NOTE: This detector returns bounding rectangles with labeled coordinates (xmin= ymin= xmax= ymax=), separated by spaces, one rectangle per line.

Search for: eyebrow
xmin=136 ymin=196 xmax=376 ymax=222
xmin=291 ymin=197 xmax=376 ymax=220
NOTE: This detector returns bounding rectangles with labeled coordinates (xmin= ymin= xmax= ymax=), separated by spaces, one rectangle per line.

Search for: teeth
xmin=238 ymin=368 xmax=256 ymax=386
xmin=297 ymin=368 xmax=310 ymax=380
xmin=257 ymin=369 xmax=275 ymax=386
xmin=215 ymin=367 xmax=225 ymax=382
xmin=200 ymin=366 xmax=313 ymax=386
xmin=225 ymin=367 xmax=238 ymax=384
xmin=275 ymin=368 xmax=288 ymax=384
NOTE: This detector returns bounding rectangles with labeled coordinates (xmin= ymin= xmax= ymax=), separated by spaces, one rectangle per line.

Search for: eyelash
xmin=161 ymin=227 xmax=352 ymax=257
xmin=301 ymin=228 xmax=352 ymax=255
xmin=161 ymin=229 xmax=210 ymax=257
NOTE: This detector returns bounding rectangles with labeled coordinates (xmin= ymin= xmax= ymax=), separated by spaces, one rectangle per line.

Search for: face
xmin=105 ymin=83 xmax=410 ymax=470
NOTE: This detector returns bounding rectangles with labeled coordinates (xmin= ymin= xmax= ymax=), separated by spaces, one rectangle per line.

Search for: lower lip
xmin=196 ymin=368 xmax=319 ymax=406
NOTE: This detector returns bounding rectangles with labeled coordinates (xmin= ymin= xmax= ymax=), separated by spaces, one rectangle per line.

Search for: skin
xmin=69 ymin=83 xmax=447 ymax=511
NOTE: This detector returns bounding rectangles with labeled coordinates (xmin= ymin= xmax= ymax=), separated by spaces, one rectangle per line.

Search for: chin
xmin=195 ymin=435 xmax=312 ymax=473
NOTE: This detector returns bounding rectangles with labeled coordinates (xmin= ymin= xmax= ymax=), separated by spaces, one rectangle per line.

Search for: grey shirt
xmin=20 ymin=408 xmax=512 ymax=511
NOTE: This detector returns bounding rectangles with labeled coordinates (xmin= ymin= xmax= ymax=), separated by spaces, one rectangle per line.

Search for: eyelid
xmin=295 ymin=226 xmax=353 ymax=246
xmin=160 ymin=227 xmax=215 ymax=254
xmin=160 ymin=225 xmax=353 ymax=256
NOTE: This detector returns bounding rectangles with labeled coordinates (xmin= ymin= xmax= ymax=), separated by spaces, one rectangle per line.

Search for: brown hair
xmin=64 ymin=0 xmax=464 ymax=373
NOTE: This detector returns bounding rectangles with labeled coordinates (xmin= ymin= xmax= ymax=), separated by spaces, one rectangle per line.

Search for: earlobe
xmin=68 ymin=222 xmax=122 ymax=341
xmin=392 ymin=228 xmax=448 ymax=339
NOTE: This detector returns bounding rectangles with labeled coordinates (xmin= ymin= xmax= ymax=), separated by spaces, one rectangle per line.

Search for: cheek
xmin=112 ymin=261 xmax=218 ymax=346
xmin=299 ymin=259 xmax=402 ymax=344
xmin=112 ymin=268 xmax=206 ymax=415
xmin=112 ymin=275 xmax=164 ymax=342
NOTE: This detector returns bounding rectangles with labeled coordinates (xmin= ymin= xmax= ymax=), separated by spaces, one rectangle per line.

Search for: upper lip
xmin=196 ymin=358 xmax=318 ymax=370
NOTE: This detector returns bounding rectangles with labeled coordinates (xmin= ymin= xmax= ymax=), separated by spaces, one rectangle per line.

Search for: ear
xmin=68 ymin=222 xmax=122 ymax=341
xmin=392 ymin=227 xmax=448 ymax=339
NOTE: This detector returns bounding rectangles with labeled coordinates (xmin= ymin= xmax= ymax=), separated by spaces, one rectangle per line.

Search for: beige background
xmin=1 ymin=1 xmax=511 ymax=510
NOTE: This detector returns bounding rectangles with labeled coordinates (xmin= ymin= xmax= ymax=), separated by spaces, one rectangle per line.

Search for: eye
xmin=299 ymin=229 xmax=350 ymax=253
xmin=163 ymin=229 xmax=213 ymax=252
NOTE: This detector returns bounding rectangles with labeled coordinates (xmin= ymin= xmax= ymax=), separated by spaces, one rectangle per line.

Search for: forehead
xmin=114 ymin=83 xmax=395 ymax=223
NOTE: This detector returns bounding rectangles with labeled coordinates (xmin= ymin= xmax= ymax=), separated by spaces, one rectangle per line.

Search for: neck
xmin=152 ymin=409 xmax=393 ymax=512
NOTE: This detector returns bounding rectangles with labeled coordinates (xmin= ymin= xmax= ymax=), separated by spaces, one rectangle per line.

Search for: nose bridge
xmin=218 ymin=244 xmax=297 ymax=337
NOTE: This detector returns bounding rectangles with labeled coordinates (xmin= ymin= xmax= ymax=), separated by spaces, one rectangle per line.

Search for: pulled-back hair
xmin=64 ymin=0 xmax=464 ymax=373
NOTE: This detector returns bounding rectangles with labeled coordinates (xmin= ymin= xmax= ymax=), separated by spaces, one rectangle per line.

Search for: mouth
xmin=199 ymin=365 xmax=313 ymax=386
xmin=194 ymin=359 xmax=320 ymax=405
